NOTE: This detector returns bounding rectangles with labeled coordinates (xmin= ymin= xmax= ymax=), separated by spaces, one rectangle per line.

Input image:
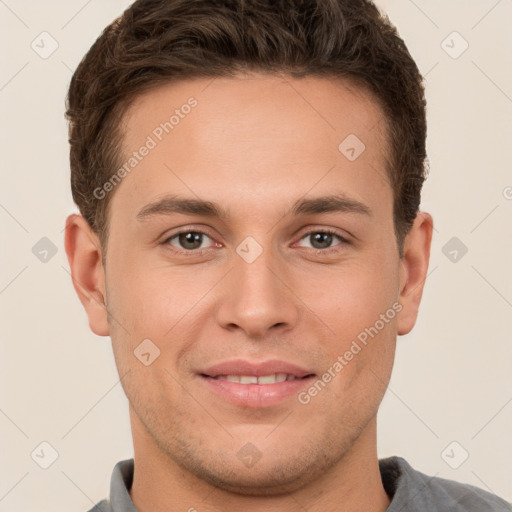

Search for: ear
xmin=64 ymin=214 xmax=110 ymax=336
xmin=397 ymin=211 xmax=433 ymax=336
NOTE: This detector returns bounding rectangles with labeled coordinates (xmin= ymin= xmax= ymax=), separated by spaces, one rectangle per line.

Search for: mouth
xmin=197 ymin=360 xmax=316 ymax=408
xmin=201 ymin=373 xmax=314 ymax=384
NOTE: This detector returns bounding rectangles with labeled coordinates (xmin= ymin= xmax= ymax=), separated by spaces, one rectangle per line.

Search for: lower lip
xmin=199 ymin=375 xmax=316 ymax=408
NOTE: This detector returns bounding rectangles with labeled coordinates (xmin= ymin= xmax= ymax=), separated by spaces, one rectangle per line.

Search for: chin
xmin=190 ymin=461 xmax=317 ymax=497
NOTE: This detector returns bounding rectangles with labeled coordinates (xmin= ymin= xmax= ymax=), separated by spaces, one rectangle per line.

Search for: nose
xmin=215 ymin=245 xmax=300 ymax=339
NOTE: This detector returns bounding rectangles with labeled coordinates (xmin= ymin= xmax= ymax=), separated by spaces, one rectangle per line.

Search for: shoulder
xmin=422 ymin=471 xmax=511 ymax=511
xmin=380 ymin=456 xmax=512 ymax=511
xmin=86 ymin=498 xmax=111 ymax=512
xmin=85 ymin=459 xmax=135 ymax=512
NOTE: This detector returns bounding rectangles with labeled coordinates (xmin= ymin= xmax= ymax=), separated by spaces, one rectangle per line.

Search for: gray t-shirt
xmin=88 ymin=456 xmax=511 ymax=511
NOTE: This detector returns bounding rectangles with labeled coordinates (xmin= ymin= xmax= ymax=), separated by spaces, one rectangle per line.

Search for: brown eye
xmin=309 ymin=232 xmax=335 ymax=249
xmin=166 ymin=231 xmax=213 ymax=251
xmin=298 ymin=230 xmax=348 ymax=251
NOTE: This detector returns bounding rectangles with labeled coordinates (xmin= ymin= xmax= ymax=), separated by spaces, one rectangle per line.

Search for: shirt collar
xmin=109 ymin=459 xmax=137 ymax=512
xmin=379 ymin=456 xmax=436 ymax=511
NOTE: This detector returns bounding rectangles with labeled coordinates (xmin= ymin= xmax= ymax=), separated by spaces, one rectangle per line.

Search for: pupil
xmin=180 ymin=232 xmax=202 ymax=249
xmin=312 ymin=232 xmax=332 ymax=249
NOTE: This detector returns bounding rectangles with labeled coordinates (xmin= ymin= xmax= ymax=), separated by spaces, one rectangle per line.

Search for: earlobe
xmin=64 ymin=214 xmax=110 ymax=336
xmin=396 ymin=211 xmax=433 ymax=336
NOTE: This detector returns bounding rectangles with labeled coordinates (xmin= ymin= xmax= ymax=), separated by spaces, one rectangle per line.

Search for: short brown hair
xmin=66 ymin=0 xmax=428 ymax=258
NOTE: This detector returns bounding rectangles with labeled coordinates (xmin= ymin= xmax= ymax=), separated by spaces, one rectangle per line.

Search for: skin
xmin=65 ymin=73 xmax=433 ymax=512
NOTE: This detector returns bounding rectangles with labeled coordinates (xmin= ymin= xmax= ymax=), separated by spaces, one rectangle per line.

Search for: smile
xmin=209 ymin=373 xmax=303 ymax=384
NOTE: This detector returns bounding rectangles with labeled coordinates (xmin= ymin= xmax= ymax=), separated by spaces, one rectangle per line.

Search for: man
xmin=64 ymin=0 xmax=511 ymax=510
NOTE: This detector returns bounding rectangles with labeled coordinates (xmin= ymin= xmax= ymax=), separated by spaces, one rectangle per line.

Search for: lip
xmin=199 ymin=358 xmax=314 ymax=378
xmin=197 ymin=358 xmax=316 ymax=408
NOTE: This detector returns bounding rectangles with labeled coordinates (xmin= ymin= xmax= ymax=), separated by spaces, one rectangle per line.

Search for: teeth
xmin=240 ymin=375 xmax=258 ymax=384
xmin=258 ymin=374 xmax=279 ymax=384
xmin=214 ymin=373 xmax=297 ymax=384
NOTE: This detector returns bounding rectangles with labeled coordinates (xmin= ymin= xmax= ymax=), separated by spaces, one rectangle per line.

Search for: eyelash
xmin=162 ymin=227 xmax=350 ymax=256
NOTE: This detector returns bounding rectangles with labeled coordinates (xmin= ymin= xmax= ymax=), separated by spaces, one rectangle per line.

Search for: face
xmin=66 ymin=73 xmax=432 ymax=495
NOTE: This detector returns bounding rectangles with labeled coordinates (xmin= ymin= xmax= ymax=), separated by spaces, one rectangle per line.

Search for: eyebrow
xmin=136 ymin=193 xmax=372 ymax=221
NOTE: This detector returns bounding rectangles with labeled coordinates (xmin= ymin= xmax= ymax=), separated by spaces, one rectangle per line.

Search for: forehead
xmin=122 ymin=72 xmax=388 ymax=151
xmin=110 ymin=73 xmax=392 ymax=224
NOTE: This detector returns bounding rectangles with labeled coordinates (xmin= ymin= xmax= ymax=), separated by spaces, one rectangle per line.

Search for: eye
xmin=296 ymin=229 xmax=349 ymax=251
xmin=162 ymin=227 xmax=350 ymax=255
xmin=164 ymin=230 xmax=216 ymax=252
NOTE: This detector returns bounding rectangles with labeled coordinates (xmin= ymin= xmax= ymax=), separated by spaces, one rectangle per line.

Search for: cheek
xmin=105 ymin=255 xmax=212 ymax=379
xmin=309 ymin=249 xmax=399 ymax=392
xmin=106 ymin=251 xmax=188 ymax=335
xmin=318 ymin=257 xmax=399 ymax=337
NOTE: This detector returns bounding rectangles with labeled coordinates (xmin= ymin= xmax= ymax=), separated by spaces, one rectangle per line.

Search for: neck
xmin=129 ymin=410 xmax=391 ymax=512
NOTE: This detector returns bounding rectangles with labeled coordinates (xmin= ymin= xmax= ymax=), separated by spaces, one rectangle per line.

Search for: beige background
xmin=1 ymin=0 xmax=511 ymax=510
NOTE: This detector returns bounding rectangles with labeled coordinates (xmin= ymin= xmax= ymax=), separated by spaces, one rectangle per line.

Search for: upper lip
xmin=199 ymin=359 xmax=315 ymax=378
